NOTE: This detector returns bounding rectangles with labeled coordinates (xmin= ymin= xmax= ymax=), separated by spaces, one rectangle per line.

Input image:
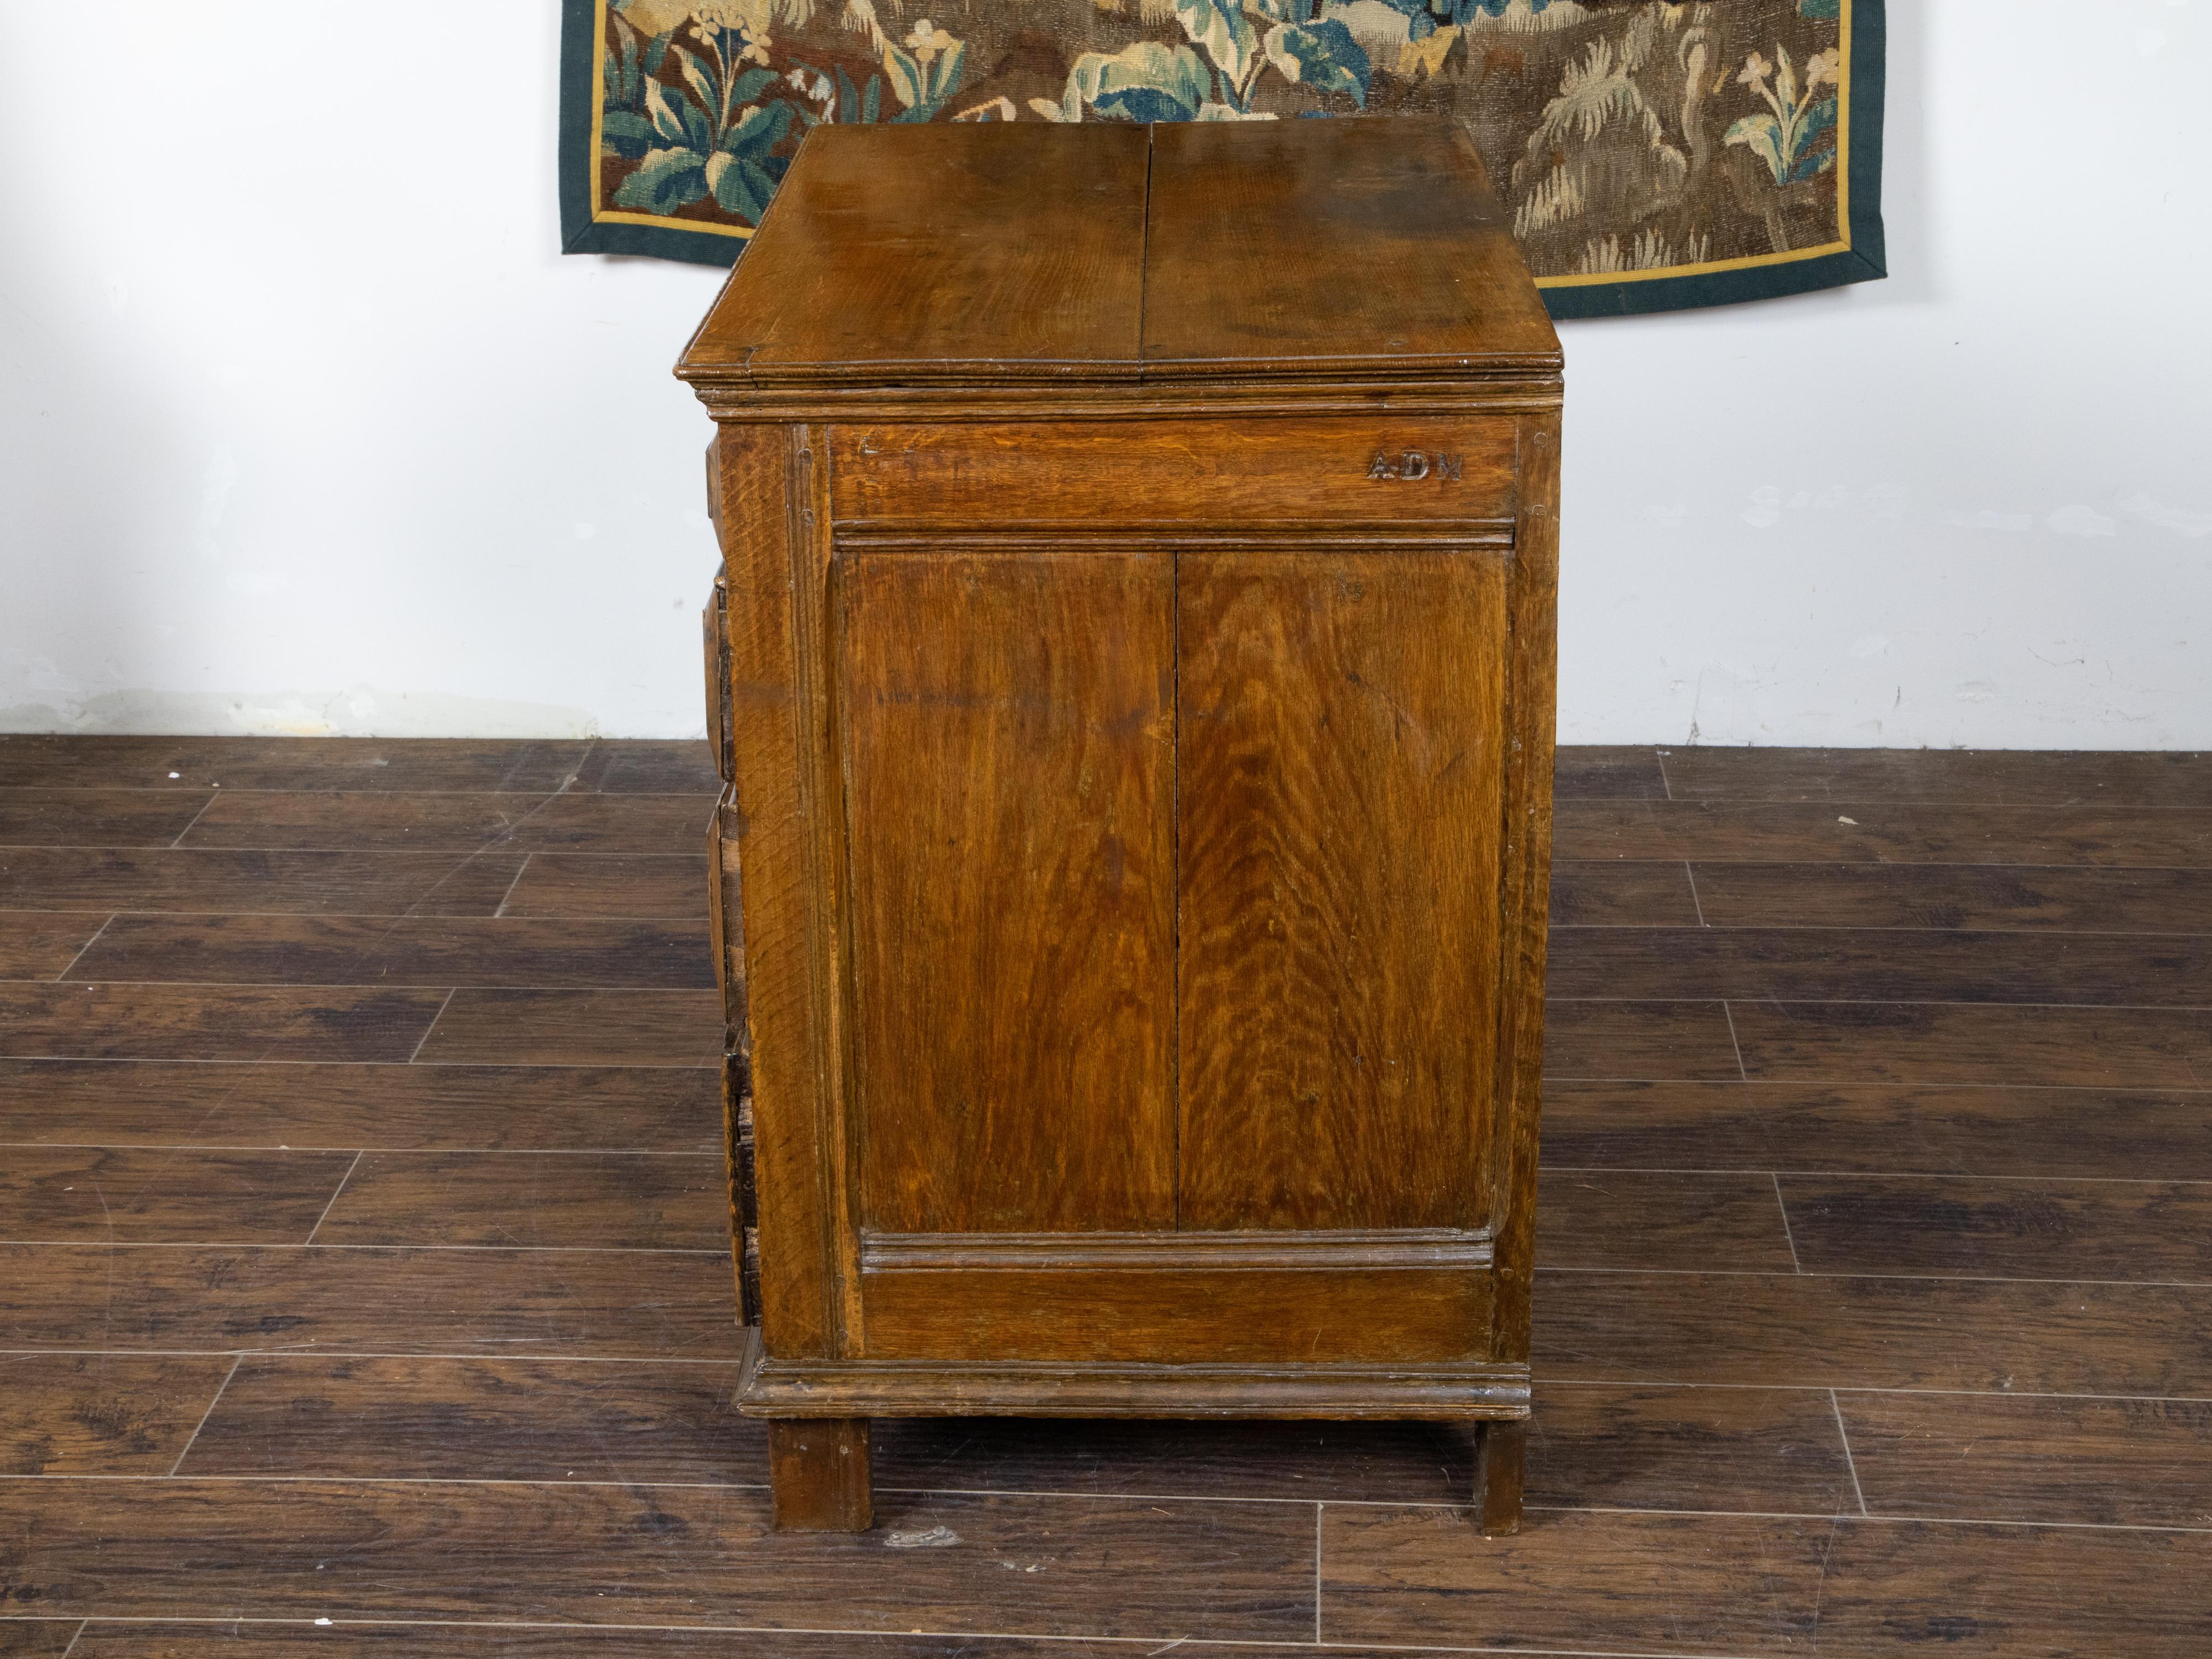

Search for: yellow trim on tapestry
xmin=1537 ymin=237 xmax=1851 ymax=291
xmin=589 ymin=0 xmax=607 ymax=211
xmin=1836 ymin=0 xmax=1854 ymax=245
xmin=596 ymin=208 xmax=755 ymax=238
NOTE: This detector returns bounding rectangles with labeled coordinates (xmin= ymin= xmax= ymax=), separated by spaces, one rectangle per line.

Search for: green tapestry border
xmin=559 ymin=0 xmax=1886 ymax=319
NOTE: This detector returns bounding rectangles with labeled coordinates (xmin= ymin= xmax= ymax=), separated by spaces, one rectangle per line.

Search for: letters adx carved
xmin=1368 ymin=450 xmax=1464 ymax=482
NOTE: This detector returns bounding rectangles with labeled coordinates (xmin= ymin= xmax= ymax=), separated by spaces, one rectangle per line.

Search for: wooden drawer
xmin=826 ymin=417 xmax=1520 ymax=527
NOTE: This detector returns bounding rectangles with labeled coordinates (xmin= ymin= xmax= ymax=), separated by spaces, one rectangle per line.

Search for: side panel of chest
xmin=1176 ymin=547 xmax=1507 ymax=1233
xmin=836 ymin=550 xmax=1178 ymax=1235
xmin=716 ymin=415 xmax=1547 ymax=1392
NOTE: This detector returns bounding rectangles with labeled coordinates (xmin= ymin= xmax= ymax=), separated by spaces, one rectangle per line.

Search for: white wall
xmin=2 ymin=1 xmax=2206 ymax=746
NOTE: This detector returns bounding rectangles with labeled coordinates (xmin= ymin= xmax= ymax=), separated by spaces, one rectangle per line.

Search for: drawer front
xmin=827 ymin=417 xmax=1519 ymax=526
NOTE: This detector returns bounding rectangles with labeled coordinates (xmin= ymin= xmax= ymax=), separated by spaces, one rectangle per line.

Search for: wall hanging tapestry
xmin=559 ymin=0 xmax=1885 ymax=319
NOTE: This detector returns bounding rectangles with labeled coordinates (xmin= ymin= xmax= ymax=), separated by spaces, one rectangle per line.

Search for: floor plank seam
xmin=165 ymin=1353 xmax=242 ymax=1476
xmin=1720 ymin=1003 xmax=1747 ymax=1082
xmin=0 ymin=1240 xmax=730 ymax=1254
xmin=0 ymin=1141 xmax=721 ymax=1156
xmin=1770 ymin=1173 xmax=1802 ymax=1274
xmin=1313 ymin=1500 xmax=1324 ymax=1644
xmin=0 ymin=1055 xmax=721 ymax=1070
xmin=9 ymin=1615 xmax=1673 ymax=1656
xmin=1541 ymin=1165 xmax=2212 ymax=1186
xmin=491 ymin=853 xmax=534 ymax=919
xmin=299 ymin=1151 xmax=364 ymax=1245
xmin=1681 ymin=860 xmax=1707 ymax=926
xmin=43 ymin=915 xmax=117 ymax=983
xmin=1828 ymin=1389 xmax=1870 ymax=1517
xmin=1534 ymin=1264 xmax=2212 ymax=1287
xmin=405 ymin=990 xmax=458 ymax=1063
xmin=6 ymin=1471 xmax=2212 ymax=1535
xmin=163 ymin=793 xmax=220 ymax=849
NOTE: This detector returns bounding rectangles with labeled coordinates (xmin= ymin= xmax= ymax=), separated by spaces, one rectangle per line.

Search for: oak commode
xmin=679 ymin=115 xmax=1563 ymax=1535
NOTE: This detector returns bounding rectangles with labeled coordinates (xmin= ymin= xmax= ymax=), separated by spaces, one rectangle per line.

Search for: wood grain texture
xmin=770 ymin=1417 xmax=872 ymax=1530
xmin=858 ymin=1265 xmax=1488 ymax=1365
xmin=61 ymin=1632 xmax=1421 ymax=1659
xmin=0 ymin=1060 xmax=721 ymax=1152
xmin=1540 ymin=999 xmax=1743 ymax=1079
xmin=1540 ymin=1080 xmax=2212 ymax=1178
xmin=565 ymin=738 xmax=724 ymax=796
xmin=1538 ymin=1269 xmax=2212 ymax=1394
xmin=311 ymin=1152 xmax=728 ymax=1250
xmin=1841 ymin=1390 xmax=2212 ymax=1528
xmin=496 ymin=853 xmax=706 ymax=919
xmin=1557 ymin=797 xmax=2212 ymax=865
xmin=1144 ymin=118 xmax=1559 ymax=378
xmin=0 ymin=1244 xmax=739 ymax=1357
xmin=1780 ymin=1174 xmax=2212 ymax=1283
xmin=1547 ymin=859 xmax=1699 ymax=926
xmin=178 ymin=1355 xmax=754 ymax=1483
xmin=1527 ymin=1381 xmax=1856 ymax=1517
xmin=411 ymin=989 xmax=723 ymax=1067
xmin=64 ymin=913 xmax=714 ymax=990
xmin=1176 ymin=548 xmax=1506 ymax=1231
xmin=0 ymin=1480 xmax=1316 ymax=1641
xmin=684 ymin=122 xmax=1560 ymax=1534
xmin=1690 ymin=859 xmax=2212 ymax=932
xmin=714 ymin=422 xmax=846 ymax=1362
xmin=0 ymin=788 xmax=213 ymax=844
xmin=1535 ymin=1168 xmax=1797 ymax=1272
xmin=1489 ymin=413 xmax=1559 ymax=1370
xmin=0 ymin=983 xmax=451 ymax=1062
xmin=1730 ymin=1000 xmax=2212 ymax=1087
xmin=838 ymin=551 xmax=1175 ymax=1234
xmin=0 ymin=737 xmax=592 ymax=792
xmin=1552 ymin=748 xmax=1668 ymax=799
xmin=684 ymin=123 xmax=1148 ymax=383
xmin=180 ymin=790 xmax=713 ymax=853
xmin=0 ymin=1626 xmax=77 ymax=1657
xmin=0 ymin=1146 xmax=357 ymax=1243
xmin=1661 ymin=745 xmax=2212 ymax=806
xmin=1 ymin=1352 xmax=236 ymax=1475
xmin=827 ymin=418 xmax=1518 ymax=526
xmin=1472 ymin=1416 xmax=1525 ymax=1535
xmin=0 ymin=911 xmax=108 ymax=978
xmin=12 ymin=738 xmax=2212 ymax=1644
xmin=860 ymin=1381 xmax=1854 ymax=1515
xmin=1550 ymin=926 xmax=2212 ymax=1004
xmin=0 ymin=848 xmax=528 ymax=915
xmin=1323 ymin=1506 xmax=2212 ymax=1656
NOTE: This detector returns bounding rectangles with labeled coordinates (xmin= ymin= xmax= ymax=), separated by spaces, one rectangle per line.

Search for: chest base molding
xmin=738 ymin=1339 xmax=1532 ymax=1422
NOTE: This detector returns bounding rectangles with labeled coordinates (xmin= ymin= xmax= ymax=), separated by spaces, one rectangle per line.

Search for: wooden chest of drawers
xmin=679 ymin=116 xmax=1562 ymax=1534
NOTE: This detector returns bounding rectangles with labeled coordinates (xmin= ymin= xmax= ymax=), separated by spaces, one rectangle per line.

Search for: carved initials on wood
xmin=1368 ymin=451 xmax=1463 ymax=482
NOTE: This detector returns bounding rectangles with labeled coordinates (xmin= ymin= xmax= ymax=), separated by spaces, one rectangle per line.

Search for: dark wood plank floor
xmin=3 ymin=737 xmax=2209 ymax=1656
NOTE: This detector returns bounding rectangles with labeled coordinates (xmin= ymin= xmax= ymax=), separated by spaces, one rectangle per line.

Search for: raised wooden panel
xmin=836 ymin=549 xmax=1177 ymax=1234
xmin=1176 ymin=547 xmax=1509 ymax=1232
xmin=858 ymin=1265 xmax=1491 ymax=1365
xmin=826 ymin=419 xmax=1518 ymax=527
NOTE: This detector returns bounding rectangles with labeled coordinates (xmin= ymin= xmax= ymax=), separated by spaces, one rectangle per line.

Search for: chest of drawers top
xmin=675 ymin=116 xmax=1561 ymax=413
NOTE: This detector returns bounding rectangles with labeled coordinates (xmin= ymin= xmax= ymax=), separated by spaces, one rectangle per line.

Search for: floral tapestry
xmin=558 ymin=0 xmax=1884 ymax=318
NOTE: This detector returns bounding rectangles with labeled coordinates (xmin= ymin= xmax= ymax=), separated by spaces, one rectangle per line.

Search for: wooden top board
xmin=677 ymin=116 xmax=1559 ymax=393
